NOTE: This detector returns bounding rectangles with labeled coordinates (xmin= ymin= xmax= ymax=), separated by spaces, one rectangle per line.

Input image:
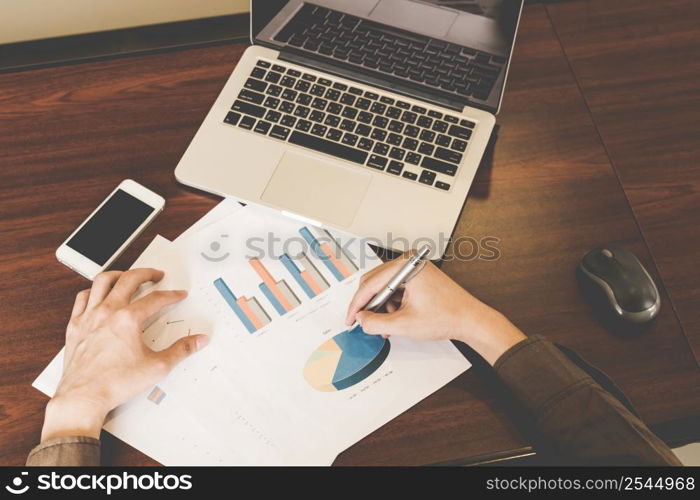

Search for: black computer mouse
xmin=578 ymin=246 xmax=660 ymax=324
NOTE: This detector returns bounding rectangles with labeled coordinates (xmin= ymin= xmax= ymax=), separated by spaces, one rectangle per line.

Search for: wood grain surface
xmin=0 ymin=1 xmax=698 ymax=466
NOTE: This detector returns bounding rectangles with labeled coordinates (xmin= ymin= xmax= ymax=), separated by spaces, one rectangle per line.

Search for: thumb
xmin=158 ymin=334 xmax=209 ymax=370
xmin=356 ymin=309 xmax=410 ymax=336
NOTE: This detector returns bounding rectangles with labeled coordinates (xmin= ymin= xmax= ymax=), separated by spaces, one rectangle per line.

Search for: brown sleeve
xmin=26 ymin=436 xmax=101 ymax=466
xmin=494 ymin=335 xmax=681 ymax=465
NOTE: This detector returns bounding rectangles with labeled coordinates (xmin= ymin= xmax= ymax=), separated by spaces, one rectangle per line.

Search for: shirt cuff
xmin=26 ymin=436 xmax=101 ymax=466
xmin=493 ymin=335 xmax=593 ymax=416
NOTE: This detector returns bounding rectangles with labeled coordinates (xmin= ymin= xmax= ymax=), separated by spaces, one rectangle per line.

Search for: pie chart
xmin=303 ymin=326 xmax=390 ymax=392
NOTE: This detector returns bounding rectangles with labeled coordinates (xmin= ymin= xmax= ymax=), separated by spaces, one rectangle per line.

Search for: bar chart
xmin=249 ymin=257 xmax=301 ymax=315
xmin=214 ymin=277 xmax=272 ymax=333
xmin=280 ymin=253 xmax=330 ymax=298
xmin=299 ymin=227 xmax=359 ymax=282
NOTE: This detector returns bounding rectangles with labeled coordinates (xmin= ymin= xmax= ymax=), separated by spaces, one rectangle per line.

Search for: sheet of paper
xmin=173 ymin=197 xmax=243 ymax=244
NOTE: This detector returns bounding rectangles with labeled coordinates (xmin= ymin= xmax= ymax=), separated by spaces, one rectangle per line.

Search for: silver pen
xmin=352 ymin=245 xmax=431 ymax=327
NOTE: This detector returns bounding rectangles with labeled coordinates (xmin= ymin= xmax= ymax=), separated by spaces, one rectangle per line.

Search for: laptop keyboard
xmin=273 ymin=3 xmax=506 ymax=102
xmin=224 ymin=59 xmax=477 ymax=191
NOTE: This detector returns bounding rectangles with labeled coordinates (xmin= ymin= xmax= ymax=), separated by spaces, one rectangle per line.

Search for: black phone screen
xmin=66 ymin=189 xmax=154 ymax=266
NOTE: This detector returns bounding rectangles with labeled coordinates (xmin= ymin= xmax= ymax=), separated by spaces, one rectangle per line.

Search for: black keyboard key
xmin=333 ymin=82 xmax=348 ymax=91
xmin=265 ymin=71 xmax=282 ymax=83
xmin=355 ymin=124 xmax=371 ymax=136
xmin=326 ymin=128 xmax=342 ymax=141
xmin=327 ymin=102 xmax=343 ymax=114
xmin=349 ymin=86 xmax=363 ymax=95
xmin=388 ymin=120 xmax=404 ymax=133
xmin=371 ymin=129 xmax=387 ymax=141
xmin=309 ymin=110 xmax=325 ymax=122
xmin=364 ymin=91 xmax=379 ymax=100
xmin=269 ymin=125 xmax=290 ymax=140
xmin=418 ymin=142 xmax=434 ymax=155
xmin=239 ymin=115 xmax=256 ymax=130
xmin=264 ymin=97 xmax=280 ymax=109
xmin=266 ymin=84 xmax=282 ymax=97
xmin=367 ymin=155 xmax=387 ymax=170
xmin=239 ymin=89 xmax=265 ymax=105
xmin=340 ymin=93 xmax=356 ymax=105
xmin=373 ymin=143 xmax=389 ymax=155
xmin=436 ymin=134 xmax=451 ymax=147
xmin=460 ymin=119 xmax=476 ymax=129
xmin=421 ymin=156 xmax=457 ymax=176
xmin=311 ymin=98 xmax=328 ymax=110
xmin=433 ymin=121 xmax=449 ymax=133
xmin=272 ymin=64 xmax=286 ymax=72
xmin=401 ymin=111 xmax=417 ymax=124
xmin=256 ymin=60 xmax=271 ymax=68
xmin=404 ymin=125 xmax=419 ymax=138
xmin=296 ymin=94 xmax=312 ymax=105
xmin=435 ymin=181 xmax=450 ymax=191
xmin=294 ymin=106 xmax=310 ymax=118
xmin=357 ymin=111 xmax=373 ymax=124
xmin=402 ymin=138 xmax=418 ymax=151
xmin=417 ymin=116 xmax=432 ymax=128
xmin=372 ymin=116 xmax=389 ymax=128
xmin=428 ymin=110 xmax=443 ymax=119
xmin=302 ymin=73 xmax=317 ymax=82
xmin=324 ymin=115 xmax=340 ymax=127
xmin=357 ymin=137 xmax=374 ymax=151
xmin=341 ymin=133 xmax=358 ymax=146
xmin=434 ymin=147 xmax=462 ymax=164
xmin=282 ymin=89 xmax=297 ymax=101
xmin=387 ymin=133 xmax=402 ymax=145
xmin=232 ymin=100 xmax=266 ymax=118
xmin=310 ymin=84 xmax=325 ymax=96
xmin=245 ymin=78 xmax=267 ymax=92
xmin=387 ymin=161 xmax=404 ymax=175
xmin=224 ymin=111 xmax=241 ymax=125
xmin=402 ymin=171 xmax=417 ymax=180
xmin=251 ymin=67 xmax=266 ymax=79
xmin=451 ymin=139 xmax=467 ymax=152
xmin=386 ymin=107 xmax=402 ymax=119
xmin=356 ymin=98 xmax=371 ymax=110
xmin=405 ymin=152 xmax=421 ymax=165
xmin=419 ymin=170 xmax=436 ymax=186
xmin=295 ymin=80 xmax=310 ymax=92
xmin=396 ymin=100 xmax=410 ymax=109
xmin=280 ymin=76 xmax=296 ymax=88
xmin=311 ymin=124 xmax=328 ymax=137
xmin=380 ymin=96 xmax=395 ymax=105
xmin=279 ymin=101 xmax=294 ymax=114
xmin=325 ymin=89 xmax=341 ymax=101
xmin=265 ymin=110 xmax=282 ymax=123
xmin=341 ymin=107 xmax=358 ymax=119
xmin=419 ymin=129 xmax=435 ymax=142
xmin=448 ymin=124 xmax=473 ymax=140
xmin=389 ymin=147 xmax=406 ymax=161
xmin=339 ymin=119 xmax=355 ymax=132
xmin=411 ymin=105 xmax=427 ymax=114
xmin=254 ymin=121 xmax=271 ymax=134
xmin=370 ymin=102 xmax=386 ymax=114
xmin=288 ymin=131 xmax=368 ymax=164
xmin=318 ymin=78 xmax=332 ymax=86
xmin=280 ymin=115 xmax=296 ymax=127
xmin=444 ymin=115 xmax=458 ymax=124
xmin=295 ymin=119 xmax=312 ymax=132
xmin=287 ymin=69 xmax=301 ymax=77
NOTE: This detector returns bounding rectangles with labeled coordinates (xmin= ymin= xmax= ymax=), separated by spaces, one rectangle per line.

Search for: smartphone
xmin=56 ymin=180 xmax=165 ymax=280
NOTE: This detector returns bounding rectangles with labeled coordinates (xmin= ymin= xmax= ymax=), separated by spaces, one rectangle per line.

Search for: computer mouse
xmin=578 ymin=246 xmax=660 ymax=324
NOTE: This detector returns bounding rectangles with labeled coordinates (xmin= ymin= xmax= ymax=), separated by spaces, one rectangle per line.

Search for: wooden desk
xmin=1 ymin=1 xmax=698 ymax=465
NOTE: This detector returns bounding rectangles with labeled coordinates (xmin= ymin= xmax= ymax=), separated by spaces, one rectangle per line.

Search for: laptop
xmin=175 ymin=0 xmax=523 ymax=254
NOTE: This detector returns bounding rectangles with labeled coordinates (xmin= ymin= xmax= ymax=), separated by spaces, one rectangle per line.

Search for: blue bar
xmin=299 ymin=226 xmax=344 ymax=281
xmin=259 ymin=282 xmax=286 ymax=315
xmin=213 ymin=278 xmax=256 ymax=334
xmin=280 ymin=254 xmax=315 ymax=298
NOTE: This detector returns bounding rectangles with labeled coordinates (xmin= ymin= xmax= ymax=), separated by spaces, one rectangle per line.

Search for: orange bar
xmin=319 ymin=242 xmax=352 ymax=278
xmin=300 ymin=269 xmax=323 ymax=295
xmin=236 ymin=297 xmax=264 ymax=330
xmin=249 ymin=258 xmax=294 ymax=311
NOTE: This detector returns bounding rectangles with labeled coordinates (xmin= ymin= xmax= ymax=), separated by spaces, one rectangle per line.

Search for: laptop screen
xmin=251 ymin=0 xmax=523 ymax=111
xmin=253 ymin=1 xmax=521 ymax=55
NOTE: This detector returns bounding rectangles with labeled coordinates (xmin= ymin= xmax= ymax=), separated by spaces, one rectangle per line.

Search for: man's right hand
xmin=345 ymin=251 xmax=526 ymax=365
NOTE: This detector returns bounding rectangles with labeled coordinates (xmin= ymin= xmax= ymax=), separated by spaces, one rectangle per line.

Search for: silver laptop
xmin=175 ymin=0 xmax=523 ymax=254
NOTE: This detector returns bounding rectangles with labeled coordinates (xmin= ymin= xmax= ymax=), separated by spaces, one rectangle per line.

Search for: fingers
xmin=107 ymin=268 xmax=165 ymax=305
xmin=157 ymin=334 xmax=210 ymax=371
xmin=356 ymin=309 xmax=411 ymax=337
xmin=70 ymin=289 xmax=91 ymax=318
xmin=127 ymin=290 xmax=188 ymax=324
xmin=344 ymin=253 xmax=414 ymax=324
xmin=87 ymin=271 xmax=123 ymax=308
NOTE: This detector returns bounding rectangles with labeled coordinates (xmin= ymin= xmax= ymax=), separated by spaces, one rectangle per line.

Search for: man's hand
xmin=41 ymin=268 xmax=209 ymax=442
xmin=345 ymin=251 xmax=526 ymax=365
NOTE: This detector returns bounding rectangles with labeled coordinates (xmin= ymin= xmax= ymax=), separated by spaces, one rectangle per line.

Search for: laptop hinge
xmin=279 ymin=50 xmax=478 ymax=113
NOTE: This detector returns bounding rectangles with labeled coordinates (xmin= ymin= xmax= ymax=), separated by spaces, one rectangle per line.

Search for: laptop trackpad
xmin=261 ymin=151 xmax=371 ymax=227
